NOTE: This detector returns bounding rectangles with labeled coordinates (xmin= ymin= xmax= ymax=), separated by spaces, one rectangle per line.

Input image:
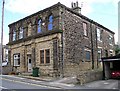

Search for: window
xmin=13 ymin=30 xmax=16 ymax=41
xmin=109 ymin=35 xmax=113 ymax=45
xmin=13 ymin=54 xmax=20 ymax=66
xmin=48 ymin=15 xmax=53 ymax=30
xmin=98 ymin=49 xmax=102 ymax=59
xmin=105 ymin=50 xmax=108 ymax=57
xmin=97 ymin=28 xmax=102 ymax=41
xmin=40 ymin=49 xmax=50 ymax=64
xmin=40 ymin=50 xmax=44 ymax=64
xmin=45 ymin=49 xmax=50 ymax=63
xmin=19 ymin=27 xmax=24 ymax=39
xmin=109 ymin=50 xmax=113 ymax=56
xmin=37 ymin=19 xmax=42 ymax=33
xmin=86 ymin=51 xmax=90 ymax=60
xmin=83 ymin=22 xmax=87 ymax=36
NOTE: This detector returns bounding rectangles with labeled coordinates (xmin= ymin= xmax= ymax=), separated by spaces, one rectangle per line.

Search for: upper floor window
xmin=97 ymin=28 xmax=102 ymax=41
xmin=48 ymin=15 xmax=53 ymax=30
xmin=19 ymin=27 xmax=24 ymax=39
xmin=13 ymin=30 xmax=16 ymax=41
xmin=109 ymin=50 xmax=113 ymax=56
xmin=37 ymin=19 xmax=42 ymax=33
xmin=83 ymin=22 xmax=87 ymax=36
xmin=105 ymin=50 xmax=108 ymax=57
xmin=109 ymin=35 xmax=113 ymax=45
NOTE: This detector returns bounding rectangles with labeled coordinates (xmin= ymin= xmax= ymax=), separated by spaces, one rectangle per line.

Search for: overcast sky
xmin=0 ymin=0 xmax=119 ymax=44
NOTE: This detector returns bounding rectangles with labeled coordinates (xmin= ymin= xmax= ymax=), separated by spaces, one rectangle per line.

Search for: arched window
xmin=48 ymin=15 xmax=53 ymax=30
xmin=13 ymin=29 xmax=16 ymax=41
xmin=19 ymin=27 xmax=24 ymax=39
xmin=37 ymin=19 xmax=42 ymax=33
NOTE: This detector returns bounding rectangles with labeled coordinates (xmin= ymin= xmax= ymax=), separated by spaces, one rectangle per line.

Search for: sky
xmin=0 ymin=0 xmax=119 ymax=45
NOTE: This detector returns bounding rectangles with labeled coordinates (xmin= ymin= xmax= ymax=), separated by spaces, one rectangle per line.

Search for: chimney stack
xmin=71 ymin=1 xmax=81 ymax=14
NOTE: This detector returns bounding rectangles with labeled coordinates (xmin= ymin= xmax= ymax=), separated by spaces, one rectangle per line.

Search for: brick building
xmin=8 ymin=2 xmax=115 ymax=82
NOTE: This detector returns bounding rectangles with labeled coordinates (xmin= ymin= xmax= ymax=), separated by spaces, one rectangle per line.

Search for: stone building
xmin=8 ymin=2 xmax=115 ymax=82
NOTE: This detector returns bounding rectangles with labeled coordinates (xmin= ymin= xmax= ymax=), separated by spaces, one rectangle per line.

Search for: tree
xmin=115 ymin=45 xmax=120 ymax=55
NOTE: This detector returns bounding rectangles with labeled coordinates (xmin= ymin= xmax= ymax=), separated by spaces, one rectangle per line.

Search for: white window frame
xmin=19 ymin=27 xmax=24 ymax=39
xmin=109 ymin=50 xmax=113 ymax=56
xmin=13 ymin=30 xmax=16 ymax=41
xmin=13 ymin=54 xmax=20 ymax=66
xmin=98 ymin=48 xmax=102 ymax=60
xmin=109 ymin=35 xmax=113 ymax=46
xmin=97 ymin=28 xmax=102 ymax=42
xmin=83 ymin=22 xmax=87 ymax=36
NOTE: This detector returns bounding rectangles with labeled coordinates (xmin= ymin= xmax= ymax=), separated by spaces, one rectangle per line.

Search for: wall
xmin=60 ymin=8 xmax=96 ymax=77
xmin=77 ymin=70 xmax=103 ymax=84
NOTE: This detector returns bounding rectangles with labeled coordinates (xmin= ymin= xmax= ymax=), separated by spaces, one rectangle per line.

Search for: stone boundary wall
xmin=77 ymin=70 xmax=103 ymax=85
xmin=2 ymin=66 xmax=12 ymax=75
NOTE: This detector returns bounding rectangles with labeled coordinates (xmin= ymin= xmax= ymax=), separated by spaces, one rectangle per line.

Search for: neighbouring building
xmin=8 ymin=2 xmax=115 ymax=83
xmin=0 ymin=44 xmax=8 ymax=62
xmin=3 ymin=45 xmax=9 ymax=62
xmin=118 ymin=1 xmax=120 ymax=47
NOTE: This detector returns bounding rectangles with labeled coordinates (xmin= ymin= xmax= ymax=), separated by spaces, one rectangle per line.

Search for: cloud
xmin=5 ymin=0 xmax=119 ymax=16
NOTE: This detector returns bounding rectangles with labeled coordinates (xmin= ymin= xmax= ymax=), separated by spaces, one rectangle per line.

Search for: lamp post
xmin=0 ymin=0 xmax=5 ymax=74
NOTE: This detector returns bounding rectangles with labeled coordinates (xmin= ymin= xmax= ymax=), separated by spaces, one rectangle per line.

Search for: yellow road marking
xmin=2 ymin=78 xmax=60 ymax=89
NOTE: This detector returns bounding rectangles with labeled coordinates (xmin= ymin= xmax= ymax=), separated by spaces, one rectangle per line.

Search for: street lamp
xmin=0 ymin=0 xmax=5 ymax=75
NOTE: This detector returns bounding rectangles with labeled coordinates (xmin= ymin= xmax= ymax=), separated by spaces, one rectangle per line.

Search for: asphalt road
xmin=0 ymin=75 xmax=120 ymax=91
xmin=0 ymin=75 xmax=59 ymax=90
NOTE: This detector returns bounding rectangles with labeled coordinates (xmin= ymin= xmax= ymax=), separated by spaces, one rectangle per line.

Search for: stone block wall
xmin=61 ymin=9 xmax=94 ymax=77
xmin=77 ymin=70 xmax=103 ymax=85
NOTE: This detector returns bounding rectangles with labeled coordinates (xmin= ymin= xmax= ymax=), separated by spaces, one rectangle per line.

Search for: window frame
xmin=37 ymin=19 xmax=42 ymax=33
xmin=83 ymin=22 xmax=88 ymax=36
xmin=48 ymin=15 xmax=53 ymax=30
xmin=45 ymin=49 xmax=50 ymax=64
xmin=108 ymin=35 xmax=113 ymax=46
xmin=13 ymin=53 xmax=20 ymax=67
xmin=109 ymin=50 xmax=113 ymax=56
xmin=13 ymin=29 xmax=16 ymax=41
xmin=40 ymin=50 xmax=44 ymax=64
xmin=19 ymin=27 xmax=24 ymax=39
xmin=97 ymin=28 xmax=102 ymax=42
xmin=85 ymin=48 xmax=91 ymax=61
xmin=98 ymin=48 xmax=102 ymax=60
xmin=85 ymin=51 xmax=91 ymax=60
xmin=40 ymin=49 xmax=50 ymax=64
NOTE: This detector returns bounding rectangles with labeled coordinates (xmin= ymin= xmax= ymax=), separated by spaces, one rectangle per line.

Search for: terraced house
xmin=8 ymin=2 xmax=115 ymax=83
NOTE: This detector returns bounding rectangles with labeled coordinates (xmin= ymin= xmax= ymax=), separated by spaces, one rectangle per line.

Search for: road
xmin=0 ymin=75 xmax=60 ymax=90
xmin=0 ymin=75 xmax=120 ymax=91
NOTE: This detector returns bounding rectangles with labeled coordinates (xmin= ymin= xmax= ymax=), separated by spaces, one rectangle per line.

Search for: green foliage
xmin=115 ymin=46 xmax=120 ymax=55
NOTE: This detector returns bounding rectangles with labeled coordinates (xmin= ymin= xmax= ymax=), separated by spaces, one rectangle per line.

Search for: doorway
xmin=27 ymin=55 xmax=32 ymax=72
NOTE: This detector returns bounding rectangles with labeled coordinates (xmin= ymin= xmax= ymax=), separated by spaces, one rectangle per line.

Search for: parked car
xmin=111 ymin=70 xmax=120 ymax=78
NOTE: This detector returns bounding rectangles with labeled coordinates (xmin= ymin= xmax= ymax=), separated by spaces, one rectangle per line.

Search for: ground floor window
xmin=86 ymin=51 xmax=90 ymax=60
xmin=40 ymin=49 xmax=50 ymax=64
xmin=13 ymin=53 xmax=20 ymax=66
xmin=98 ymin=48 xmax=102 ymax=59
